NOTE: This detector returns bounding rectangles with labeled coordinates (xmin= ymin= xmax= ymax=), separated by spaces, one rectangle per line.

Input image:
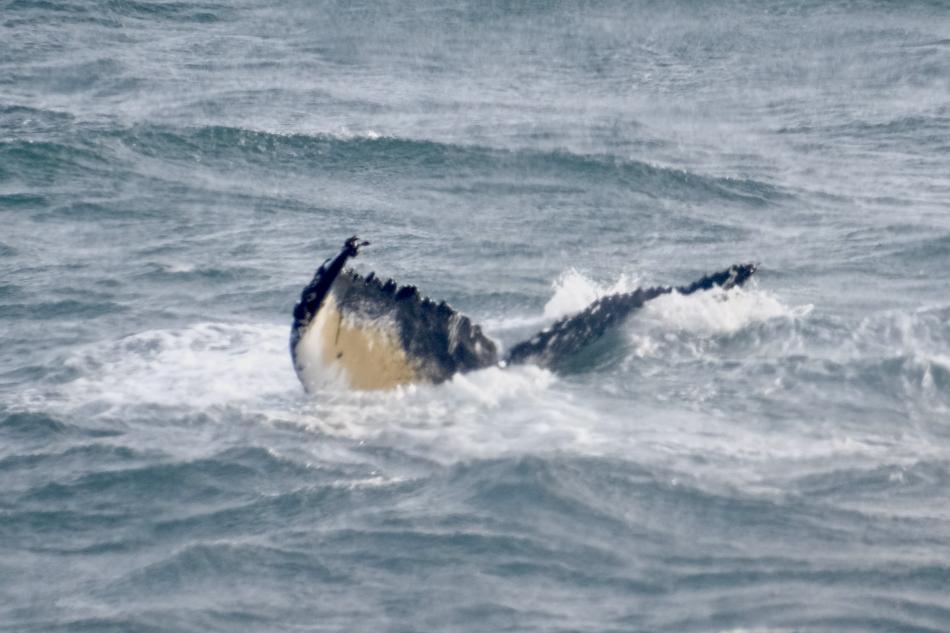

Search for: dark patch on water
xmin=0 ymin=194 xmax=47 ymax=211
xmin=0 ymin=139 xmax=114 ymax=187
xmin=115 ymin=124 xmax=786 ymax=207
xmin=0 ymin=411 xmax=72 ymax=441
xmin=105 ymin=0 xmax=232 ymax=24
xmin=0 ymin=105 xmax=74 ymax=135
xmin=0 ymin=300 xmax=126 ymax=320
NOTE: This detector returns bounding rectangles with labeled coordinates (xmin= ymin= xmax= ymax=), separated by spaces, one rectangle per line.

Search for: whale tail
xmin=290 ymin=237 xmax=757 ymax=391
xmin=290 ymin=237 xmax=498 ymax=391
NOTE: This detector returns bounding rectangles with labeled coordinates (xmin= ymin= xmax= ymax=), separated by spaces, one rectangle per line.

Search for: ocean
xmin=2 ymin=1 xmax=950 ymax=631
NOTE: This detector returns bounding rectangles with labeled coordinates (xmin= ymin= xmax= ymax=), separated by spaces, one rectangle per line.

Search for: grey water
xmin=2 ymin=1 xmax=950 ymax=631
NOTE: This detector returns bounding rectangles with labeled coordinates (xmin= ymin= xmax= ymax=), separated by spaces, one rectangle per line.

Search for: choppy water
xmin=3 ymin=1 xmax=950 ymax=631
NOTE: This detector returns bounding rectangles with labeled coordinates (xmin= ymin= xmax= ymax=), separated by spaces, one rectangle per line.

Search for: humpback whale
xmin=290 ymin=237 xmax=756 ymax=391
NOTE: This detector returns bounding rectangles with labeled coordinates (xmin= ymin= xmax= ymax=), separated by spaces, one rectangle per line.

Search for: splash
xmin=537 ymin=267 xmax=811 ymax=340
xmin=542 ymin=268 xmax=638 ymax=320
xmin=643 ymin=283 xmax=813 ymax=336
xmin=48 ymin=322 xmax=299 ymax=412
xmin=288 ymin=363 xmax=580 ymax=461
xmin=483 ymin=268 xmax=639 ymax=334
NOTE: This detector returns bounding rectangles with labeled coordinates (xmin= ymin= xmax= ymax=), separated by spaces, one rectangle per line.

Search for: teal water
xmin=2 ymin=1 xmax=950 ymax=631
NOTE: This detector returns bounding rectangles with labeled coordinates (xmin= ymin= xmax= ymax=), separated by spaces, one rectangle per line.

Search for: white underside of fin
xmin=294 ymin=295 xmax=420 ymax=391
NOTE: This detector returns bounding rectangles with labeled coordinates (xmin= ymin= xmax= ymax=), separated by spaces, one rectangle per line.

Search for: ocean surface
xmin=3 ymin=1 xmax=950 ymax=631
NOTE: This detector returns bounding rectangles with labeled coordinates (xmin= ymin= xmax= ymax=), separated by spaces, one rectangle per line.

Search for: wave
xmin=4 ymin=439 xmax=949 ymax=632
xmin=108 ymin=124 xmax=784 ymax=205
xmin=0 ymin=104 xmax=74 ymax=131
xmin=1 ymin=121 xmax=786 ymax=233
xmin=789 ymin=459 xmax=950 ymax=513
xmin=0 ymin=410 xmax=73 ymax=442
xmin=0 ymin=299 xmax=126 ymax=321
xmin=778 ymin=112 xmax=950 ymax=139
xmin=105 ymin=0 xmax=229 ymax=23
xmin=3 ymin=0 xmax=230 ymax=26
xmin=0 ymin=193 xmax=47 ymax=211
xmin=0 ymin=138 xmax=113 ymax=181
xmin=43 ymin=322 xmax=298 ymax=413
xmin=16 ymin=447 xmax=312 ymax=511
xmin=0 ymin=409 xmax=120 ymax=448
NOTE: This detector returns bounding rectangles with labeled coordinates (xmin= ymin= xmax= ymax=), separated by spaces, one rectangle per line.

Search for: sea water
xmin=2 ymin=2 xmax=950 ymax=631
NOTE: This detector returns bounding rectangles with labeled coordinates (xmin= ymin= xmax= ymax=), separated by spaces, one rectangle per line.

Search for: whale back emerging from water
xmin=290 ymin=237 xmax=756 ymax=391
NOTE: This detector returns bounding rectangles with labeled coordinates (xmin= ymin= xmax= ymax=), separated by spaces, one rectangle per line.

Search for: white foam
xmin=334 ymin=126 xmax=383 ymax=140
xmin=643 ymin=283 xmax=813 ymax=336
xmin=481 ymin=268 xmax=639 ymax=334
xmin=52 ymin=322 xmax=299 ymax=412
xmin=161 ymin=262 xmax=197 ymax=274
xmin=15 ymin=306 xmax=937 ymax=489
xmin=924 ymin=352 xmax=950 ymax=372
xmin=285 ymin=364 xmax=587 ymax=461
xmin=537 ymin=268 xmax=811 ymax=336
xmin=720 ymin=629 xmax=796 ymax=633
xmin=22 ymin=318 xmax=576 ymax=463
xmin=543 ymin=268 xmax=638 ymax=320
xmin=238 ymin=123 xmax=387 ymax=142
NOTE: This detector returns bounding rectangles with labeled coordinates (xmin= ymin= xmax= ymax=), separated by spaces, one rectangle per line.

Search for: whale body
xmin=290 ymin=237 xmax=756 ymax=391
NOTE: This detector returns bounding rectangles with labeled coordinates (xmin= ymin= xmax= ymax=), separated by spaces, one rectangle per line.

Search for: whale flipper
xmin=290 ymin=237 xmax=498 ymax=391
xmin=503 ymin=263 xmax=758 ymax=367
xmin=290 ymin=238 xmax=757 ymax=391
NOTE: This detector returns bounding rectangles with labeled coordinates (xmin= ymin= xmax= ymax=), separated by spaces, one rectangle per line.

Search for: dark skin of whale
xmin=291 ymin=237 xmax=498 ymax=386
xmin=290 ymin=236 xmax=757 ymax=389
xmin=504 ymin=263 xmax=757 ymax=367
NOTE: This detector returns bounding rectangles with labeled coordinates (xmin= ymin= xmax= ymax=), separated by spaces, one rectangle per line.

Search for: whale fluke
xmin=290 ymin=237 xmax=757 ymax=391
xmin=290 ymin=237 xmax=497 ymax=391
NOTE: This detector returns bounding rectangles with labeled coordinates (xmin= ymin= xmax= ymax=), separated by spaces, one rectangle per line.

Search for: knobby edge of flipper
xmin=290 ymin=236 xmax=499 ymax=391
xmin=327 ymin=268 xmax=499 ymax=384
xmin=289 ymin=235 xmax=368 ymax=366
xmin=503 ymin=263 xmax=758 ymax=368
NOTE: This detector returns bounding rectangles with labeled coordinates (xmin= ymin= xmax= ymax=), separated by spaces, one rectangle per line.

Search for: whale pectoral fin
xmin=291 ymin=245 xmax=500 ymax=391
xmin=290 ymin=237 xmax=372 ymax=390
xmin=676 ymin=262 xmax=757 ymax=294
xmin=505 ymin=263 xmax=758 ymax=367
xmin=329 ymin=270 xmax=500 ymax=385
xmin=315 ymin=294 xmax=421 ymax=390
xmin=291 ymin=236 xmax=368 ymax=333
xmin=504 ymin=289 xmax=656 ymax=367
